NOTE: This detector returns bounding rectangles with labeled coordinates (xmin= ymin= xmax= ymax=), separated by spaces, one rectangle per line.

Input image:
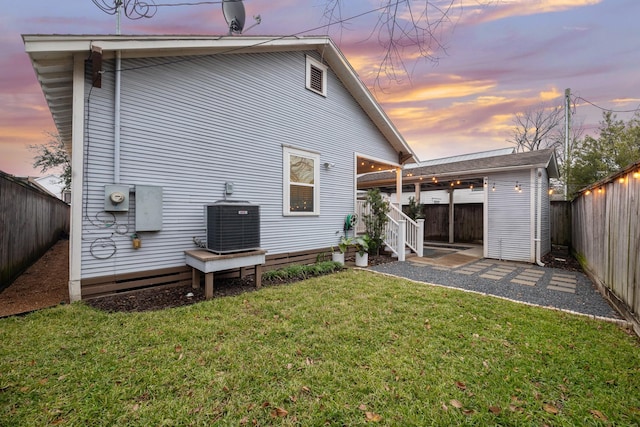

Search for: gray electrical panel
xmin=135 ymin=185 xmax=163 ymax=231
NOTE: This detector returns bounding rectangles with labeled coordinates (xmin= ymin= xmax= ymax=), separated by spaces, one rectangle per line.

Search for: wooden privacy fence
xmin=0 ymin=171 xmax=70 ymax=289
xmin=572 ymin=162 xmax=640 ymax=333
xmin=420 ymin=203 xmax=483 ymax=243
xmin=550 ymin=201 xmax=571 ymax=247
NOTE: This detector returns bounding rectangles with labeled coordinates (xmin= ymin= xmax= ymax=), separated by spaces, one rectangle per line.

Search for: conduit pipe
xmin=535 ymin=168 xmax=545 ymax=267
xmin=114 ymin=50 xmax=122 ymax=184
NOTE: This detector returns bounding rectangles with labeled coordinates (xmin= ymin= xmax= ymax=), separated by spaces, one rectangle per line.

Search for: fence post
xmin=398 ymin=220 xmax=406 ymax=262
xmin=416 ymin=219 xmax=424 ymax=257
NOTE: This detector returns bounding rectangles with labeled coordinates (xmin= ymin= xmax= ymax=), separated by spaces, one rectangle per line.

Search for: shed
xmin=358 ymin=149 xmax=559 ymax=264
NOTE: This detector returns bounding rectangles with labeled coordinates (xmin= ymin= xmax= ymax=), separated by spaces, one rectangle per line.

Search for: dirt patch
xmin=541 ymin=245 xmax=583 ymax=272
xmin=0 ymin=239 xmax=70 ymax=317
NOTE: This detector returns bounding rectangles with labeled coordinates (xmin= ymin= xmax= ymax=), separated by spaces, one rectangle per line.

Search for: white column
xmin=448 ymin=188 xmax=455 ymax=244
xmin=68 ymin=54 xmax=86 ymax=302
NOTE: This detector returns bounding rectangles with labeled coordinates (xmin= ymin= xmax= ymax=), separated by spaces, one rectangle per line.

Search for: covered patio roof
xmin=358 ymin=148 xmax=559 ymax=193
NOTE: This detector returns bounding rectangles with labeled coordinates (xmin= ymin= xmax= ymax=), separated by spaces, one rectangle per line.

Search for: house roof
xmin=358 ymin=148 xmax=559 ymax=190
xmin=0 ymin=170 xmax=60 ymax=199
xmin=406 ymin=147 xmax=515 ymax=169
xmin=22 ymin=34 xmax=417 ymax=164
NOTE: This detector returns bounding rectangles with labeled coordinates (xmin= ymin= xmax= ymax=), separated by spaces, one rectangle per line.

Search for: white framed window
xmin=305 ymin=55 xmax=327 ymax=97
xmin=283 ymin=146 xmax=320 ymax=216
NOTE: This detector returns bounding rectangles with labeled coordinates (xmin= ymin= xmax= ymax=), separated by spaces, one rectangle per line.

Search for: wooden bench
xmin=185 ymin=249 xmax=267 ymax=299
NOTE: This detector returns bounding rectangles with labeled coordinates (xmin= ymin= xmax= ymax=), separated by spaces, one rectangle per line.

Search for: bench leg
xmin=205 ymin=272 xmax=214 ymax=299
xmin=192 ymin=268 xmax=200 ymax=289
xmin=255 ymin=264 xmax=262 ymax=288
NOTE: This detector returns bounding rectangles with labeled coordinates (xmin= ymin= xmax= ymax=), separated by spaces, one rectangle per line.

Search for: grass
xmin=1 ymin=269 xmax=639 ymax=426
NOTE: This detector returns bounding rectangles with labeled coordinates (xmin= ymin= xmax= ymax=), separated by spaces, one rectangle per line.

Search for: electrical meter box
xmin=104 ymin=184 xmax=130 ymax=212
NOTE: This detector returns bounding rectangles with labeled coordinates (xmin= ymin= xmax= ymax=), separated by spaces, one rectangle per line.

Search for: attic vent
xmin=305 ymin=55 xmax=327 ymax=97
xmin=309 ymin=65 xmax=323 ymax=93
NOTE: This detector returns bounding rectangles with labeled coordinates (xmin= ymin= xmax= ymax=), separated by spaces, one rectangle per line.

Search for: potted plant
xmin=331 ymin=235 xmax=352 ymax=265
xmin=354 ymin=235 xmax=371 ymax=267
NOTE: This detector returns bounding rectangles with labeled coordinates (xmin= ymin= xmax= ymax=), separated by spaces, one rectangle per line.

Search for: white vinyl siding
xmin=283 ymin=146 xmax=320 ymax=216
xmin=486 ymin=170 xmax=533 ymax=262
xmin=79 ymin=51 xmax=398 ymax=279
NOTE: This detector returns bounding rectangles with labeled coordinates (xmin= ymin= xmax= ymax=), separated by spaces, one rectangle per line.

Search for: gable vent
xmin=306 ymin=55 xmax=328 ymax=96
xmin=309 ymin=65 xmax=324 ymax=93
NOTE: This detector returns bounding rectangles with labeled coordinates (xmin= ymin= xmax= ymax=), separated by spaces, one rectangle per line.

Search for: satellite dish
xmin=222 ymin=0 xmax=246 ymax=35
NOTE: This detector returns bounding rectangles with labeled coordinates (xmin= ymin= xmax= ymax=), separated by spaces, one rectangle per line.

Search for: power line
xmin=573 ymin=95 xmax=640 ymax=114
xmin=103 ymin=0 xmax=408 ymax=74
xmin=155 ymin=1 xmax=222 ymax=6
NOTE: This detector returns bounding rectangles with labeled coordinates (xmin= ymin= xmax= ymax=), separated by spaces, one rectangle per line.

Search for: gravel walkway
xmin=370 ymin=258 xmax=620 ymax=320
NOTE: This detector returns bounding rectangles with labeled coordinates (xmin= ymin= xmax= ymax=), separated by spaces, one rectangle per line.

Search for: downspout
xmin=114 ymin=50 xmax=121 ymax=183
xmin=535 ymin=168 xmax=545 ymax=266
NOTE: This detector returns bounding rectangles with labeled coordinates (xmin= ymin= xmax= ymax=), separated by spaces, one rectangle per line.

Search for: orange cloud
xmin=539 ymin=87 xmax=563 ymax=102
xmin=460 ymin=0 xmax=602 ymax=25
xmin=374 ymin=74 xmax=496 ymax=103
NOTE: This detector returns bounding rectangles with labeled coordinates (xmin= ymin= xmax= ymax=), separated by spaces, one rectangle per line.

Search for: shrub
xmin=363 ymin=188 xmax=390 ymax=255
xmin=262 ymin=261 xmax=344 ymax=283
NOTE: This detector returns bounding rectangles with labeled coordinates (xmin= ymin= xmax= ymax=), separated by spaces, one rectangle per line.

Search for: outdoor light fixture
xmin=324 ymin=162 xmax=335 ymax=169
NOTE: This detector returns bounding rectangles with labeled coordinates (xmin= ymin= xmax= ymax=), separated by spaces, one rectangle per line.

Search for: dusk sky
xmin=1 ymin=0 xmax=639 ymax=177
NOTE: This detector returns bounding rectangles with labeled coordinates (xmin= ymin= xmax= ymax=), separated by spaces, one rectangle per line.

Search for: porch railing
xmin=355 ymin=200 xmax=424 ymax=260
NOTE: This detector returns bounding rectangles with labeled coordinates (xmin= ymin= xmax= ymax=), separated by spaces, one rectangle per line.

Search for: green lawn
xmin=1 ymin=270 xmax=639 ymax=426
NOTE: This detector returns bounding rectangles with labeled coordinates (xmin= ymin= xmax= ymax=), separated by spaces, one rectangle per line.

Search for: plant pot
xmin=332 ymin=252 xmax=345 ymax=265
xmin=355 ymin=252 xmax=368 ymax=267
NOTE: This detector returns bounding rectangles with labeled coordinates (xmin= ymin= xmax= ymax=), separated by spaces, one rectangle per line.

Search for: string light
xmin=619 ymin=177 xmax=626 ymax=184
xmin=492 ymin=183 xmax=496 ymax=191
xmin=585 ymin=190 xmax=591 ymax=195
xmin=634 ymin=170 xmax=640 ymax=179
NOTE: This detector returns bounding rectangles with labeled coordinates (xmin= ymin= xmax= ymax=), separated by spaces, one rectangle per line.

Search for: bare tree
xmin=322 ymin=1 xmax=491 ymax=87
xmin=509 ymin=104 xmax=564 ymax=152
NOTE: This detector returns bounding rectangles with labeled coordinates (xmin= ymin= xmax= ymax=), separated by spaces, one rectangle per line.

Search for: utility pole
xmin=564 ymin=88 xmax=571 ymax=200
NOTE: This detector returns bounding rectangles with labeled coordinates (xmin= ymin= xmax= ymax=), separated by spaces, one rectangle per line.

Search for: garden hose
xmin=344 ymin=213 xmax=358 ymax=231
